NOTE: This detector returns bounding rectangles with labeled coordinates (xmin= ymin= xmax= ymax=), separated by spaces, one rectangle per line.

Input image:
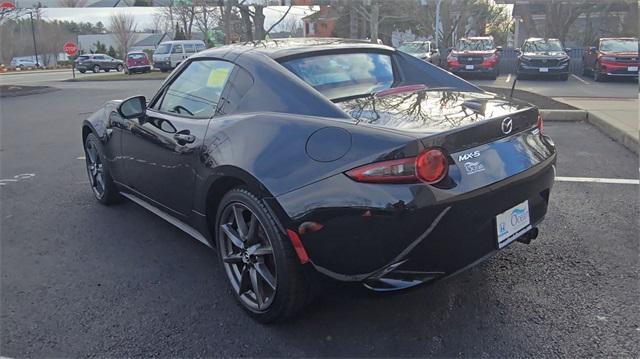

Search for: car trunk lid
xmin=336 ymin=89 xmax=552 ymax=190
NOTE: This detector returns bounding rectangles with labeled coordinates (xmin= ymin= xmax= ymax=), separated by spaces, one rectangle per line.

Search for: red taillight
xmin=345 ymin=149 xmax=448 ymax=184
xmin=416 ymin=148 xmax=448 ymax=183
xmin=537 ymin=114 xmax=544 ymax=135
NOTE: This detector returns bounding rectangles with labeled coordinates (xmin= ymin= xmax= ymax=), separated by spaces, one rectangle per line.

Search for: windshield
xmin=398 ymin=42 xmax=429 ymax=53
xmin=456 ymin=38 xmax=494 ymax=51
xmin=155 ymin=44 xmax=171 ymax=55
xmin=600 ymin=39 xmax=638 ymax=52
xmin=523 ymin=40 xmax=563 ymax=52
xmin=282 ymin=53 xmax=395 ymax=99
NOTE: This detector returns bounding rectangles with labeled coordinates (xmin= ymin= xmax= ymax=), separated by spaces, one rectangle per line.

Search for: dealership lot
xmin=1 ymin=79 xmax=638 ymax=357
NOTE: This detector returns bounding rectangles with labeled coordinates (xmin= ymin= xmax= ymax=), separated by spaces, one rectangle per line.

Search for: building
xmin=301 ymin=5 xmax=338 ymax=38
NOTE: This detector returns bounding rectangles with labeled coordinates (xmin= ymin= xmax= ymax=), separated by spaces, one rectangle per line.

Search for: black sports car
xmin=82 ymin=38 xmax=556 ymax=322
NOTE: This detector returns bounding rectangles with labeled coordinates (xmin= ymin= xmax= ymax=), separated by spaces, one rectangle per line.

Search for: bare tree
xmin=110 ymin=12 xmax=137 ymax=58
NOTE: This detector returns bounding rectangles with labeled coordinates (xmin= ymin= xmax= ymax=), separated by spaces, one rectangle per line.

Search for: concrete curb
xmin=540 ymin=108 xmax=639 ymax=154
xmin=539 ymin=109 xmax=588 ymax=122
xmin=586 ymin=112 xmax=639 ymax=155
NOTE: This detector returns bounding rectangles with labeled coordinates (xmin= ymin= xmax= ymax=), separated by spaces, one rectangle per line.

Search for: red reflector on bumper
xmin=287 ymin=229 xmax=310 ymax=264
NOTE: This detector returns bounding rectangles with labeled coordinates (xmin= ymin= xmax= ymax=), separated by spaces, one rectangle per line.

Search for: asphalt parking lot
xmin=1 ymin=79 xmax=638 ymax=357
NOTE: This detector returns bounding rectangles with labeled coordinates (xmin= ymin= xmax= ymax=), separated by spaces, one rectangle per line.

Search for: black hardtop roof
xmin=194 ymin=37 xmax=395 ymax=61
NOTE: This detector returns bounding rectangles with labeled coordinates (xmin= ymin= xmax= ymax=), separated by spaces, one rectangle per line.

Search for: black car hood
xmin=335 ymin=89 xmax=532 ymax=133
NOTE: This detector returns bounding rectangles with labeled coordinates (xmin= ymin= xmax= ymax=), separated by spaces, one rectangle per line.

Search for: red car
xmin=125 ymin=52 xmax=152 ymax=74
xmin=446 ymin=36 xmax=502 ymax=79
xmin=583 ymin=38 xmax=638 ymax=81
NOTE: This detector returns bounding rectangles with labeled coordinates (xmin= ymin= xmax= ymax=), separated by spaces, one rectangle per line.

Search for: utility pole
xmin=29 ymin=10 xmax=39 ymax=67
xmin=435 ymin=0 xmax=443 ymax=51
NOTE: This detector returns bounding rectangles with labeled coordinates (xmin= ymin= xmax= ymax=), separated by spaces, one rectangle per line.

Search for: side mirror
xmin=431 ymin=48 xmax=439 ymax=54
xmin=118 ymin=96 xmax=146 ymax=119
xmin=496 ymin=46 xmax=503 ymax=52
xmin=588 ymin=46 xmax=597 ymax=53
xmin=515 ymin=48 xmax=521 ymax=54
xmin=447 ymin=47 xmax=453 ymax=53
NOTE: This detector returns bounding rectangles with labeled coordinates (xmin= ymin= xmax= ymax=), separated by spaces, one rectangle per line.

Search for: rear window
xmin=282 ymin=52 xmax=394 ymax=99
xmin=128 ymin=53 xmax=146 ymax=59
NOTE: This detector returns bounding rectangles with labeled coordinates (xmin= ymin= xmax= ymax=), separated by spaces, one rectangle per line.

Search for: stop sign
xmin=0 ymin=2 xmax=15 ymax=10
xmin=63 ymin=42 xmax=78 ymax=56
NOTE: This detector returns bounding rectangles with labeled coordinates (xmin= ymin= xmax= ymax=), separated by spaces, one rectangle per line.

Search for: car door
xmin=122 ymin=58 xmax=236 ymax=218
xmin=171 ymin=44 xmax=184 ymax=67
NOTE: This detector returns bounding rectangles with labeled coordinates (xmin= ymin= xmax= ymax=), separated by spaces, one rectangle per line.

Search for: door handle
xmin=174 ymin=131 xmax=196 ymax=145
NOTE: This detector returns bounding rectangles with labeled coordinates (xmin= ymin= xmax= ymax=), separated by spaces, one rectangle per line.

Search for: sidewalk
xmin=553 ymin=97 xmax=639 ymax=154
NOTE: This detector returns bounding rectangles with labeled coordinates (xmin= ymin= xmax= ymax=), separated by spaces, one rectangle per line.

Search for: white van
xmin=152 ymin=40 xmax=206 ymax=72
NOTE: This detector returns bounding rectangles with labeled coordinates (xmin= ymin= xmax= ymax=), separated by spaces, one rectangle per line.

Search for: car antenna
xmin=509 ymin=71 xmax=518 ymax=99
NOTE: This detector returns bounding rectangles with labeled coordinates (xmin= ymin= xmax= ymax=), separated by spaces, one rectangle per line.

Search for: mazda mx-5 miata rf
xmin=82 ymin=38 xmax=556 ymax=322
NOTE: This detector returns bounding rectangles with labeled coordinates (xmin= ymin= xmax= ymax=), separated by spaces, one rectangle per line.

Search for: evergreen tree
xmin=93 ymin=41 xmax=107 ymax=54
xmin=107 ymin=45 xmax=118 ymax=58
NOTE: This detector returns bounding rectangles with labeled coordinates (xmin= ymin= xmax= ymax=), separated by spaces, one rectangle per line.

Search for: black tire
xmin=92 ymin=65 xmax=100 ymax=73
xmin=488 ymin=68 xmax=498 ymax=80
xmin=84 ymin=133 xmax=121 ymax=205
xmin=559 ymin=74 xmax=569 ymax=81
xmin=79 ymin=69 xmax=86 ymax=74
xmin=593 ymin=65 xmax=606 ymax=82
xmin=104 ymin=69 xmax=110 ymax=72
xmin=160 ymin=69 xmax=169 ymax=73
xmin=215 ymin=188 xmax=311 ymax=323
xmin=116 ymin=64 xmax=123 ymax=72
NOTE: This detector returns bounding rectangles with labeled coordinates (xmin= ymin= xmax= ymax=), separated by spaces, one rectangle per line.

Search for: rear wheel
xmin=116 ymin=64 xmax=123 ymax=72
xmin=215 ymin=188 xmax=311 ymax=323
xmin=79 ymin=69 xmax=86 ymax=74
xmin=84 ymin=133 xmax=121 ymax=205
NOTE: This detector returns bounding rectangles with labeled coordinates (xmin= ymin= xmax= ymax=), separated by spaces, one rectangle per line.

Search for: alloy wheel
xmin=85 ymin=140 xmax=105 ymax=199
xmin=219 ymin=202 xmax=277 ymax=311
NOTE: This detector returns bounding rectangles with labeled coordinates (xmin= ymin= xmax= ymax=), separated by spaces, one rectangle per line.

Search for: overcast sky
xmin=40 ymin=6 xmax=316 ymax=31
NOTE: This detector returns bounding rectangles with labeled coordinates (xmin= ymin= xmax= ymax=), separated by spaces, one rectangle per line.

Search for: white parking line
xmin=505 ymin=73 xmax=512 ymax=83
xmin=571 ymin=74 xmax=590 ymax=85
xmin=556 ymin=176 xmax=639 ymax=185
xmin=77 ymin=156 xmax=85 ymax=160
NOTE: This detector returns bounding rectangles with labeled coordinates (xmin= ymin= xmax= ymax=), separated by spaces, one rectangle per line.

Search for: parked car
xmin=582 ymin=37 xmax=639 ymax=82
xmin=446 ymin=36 xmax=502 ymax=79
xmin=10 ymin=58 xmax=39 ymax=69
xmin=75 ymin=54 xmax=124 ymax=73
xmin=397 ymin=40 xmax=440 ymax=64
xmin=125 ymin=51 xmax=152 ymax=74
xmin=82 ymin=38 xmax=556 ymax=322
xmin=152 ymin=40 xmax=206 ymax=72
xmin=516 ymin=38 xmax=570 ymax=81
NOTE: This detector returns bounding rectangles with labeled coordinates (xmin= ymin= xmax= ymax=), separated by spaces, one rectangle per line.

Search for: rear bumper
xmin=274 ymin=150 xmax=556 ymax=287
xmin=126 ymin=65 xmax=151 ymax=71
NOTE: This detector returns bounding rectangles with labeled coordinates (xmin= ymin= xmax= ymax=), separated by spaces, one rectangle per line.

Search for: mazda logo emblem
xmin=501 ymin=117 xmax=513 ymax=135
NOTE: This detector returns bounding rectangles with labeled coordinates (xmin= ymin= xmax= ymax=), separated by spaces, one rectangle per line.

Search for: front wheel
xmin=215 ymin=188 xmax=311 ymax=323
xmin=593 ymin=65 xmax=606 ymax=82
xmin=79 ymin=69 xmax=86 ymax=74
xmin=92 ymin=65 xmax=100 ymax=73
xmin=84 ymin=133 xmax=121 ymax=205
